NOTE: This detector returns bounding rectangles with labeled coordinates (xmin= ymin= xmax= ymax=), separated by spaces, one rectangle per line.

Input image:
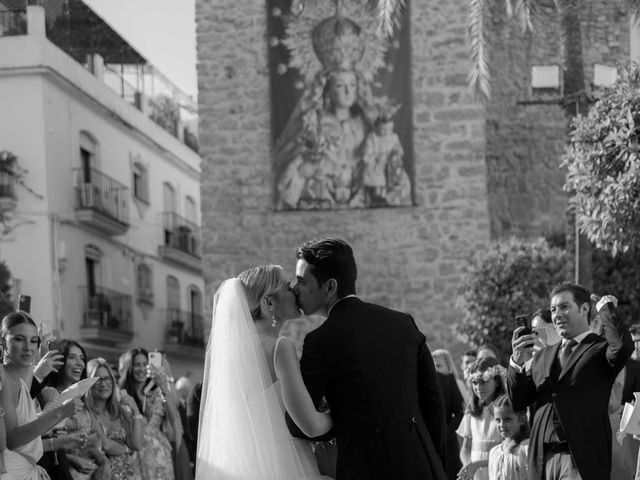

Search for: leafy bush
xmin=562 ymin=63 xmax=640 ymax=255
xmin=150 ymin=95 xmax=180 ymax=136
xmin=591 ymin=246 xmax=640 ymax=327
xmin=455 ymin=237 xmax=569 ymax=356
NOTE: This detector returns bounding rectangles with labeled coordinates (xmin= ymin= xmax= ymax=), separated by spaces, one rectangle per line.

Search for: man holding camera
xmin=508 ymin=282 xmax=633 ymax=480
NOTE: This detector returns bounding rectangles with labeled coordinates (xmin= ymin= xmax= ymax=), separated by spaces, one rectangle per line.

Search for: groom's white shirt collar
xmin=328 ymin=294 xmax=357 ymax=316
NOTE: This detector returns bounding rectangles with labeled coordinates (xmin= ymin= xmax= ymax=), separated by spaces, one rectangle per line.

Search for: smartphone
xmin=148 ymin=351 xmax=162 ymax=370
xmin=514 ymin=314 xmax=532 ymax=338
xmin=18 ymin=295 xmax=31 ymax=313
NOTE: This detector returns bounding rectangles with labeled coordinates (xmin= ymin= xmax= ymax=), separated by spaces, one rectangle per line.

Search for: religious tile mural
xmin=267 ymin=0 xmax=415 ymax=210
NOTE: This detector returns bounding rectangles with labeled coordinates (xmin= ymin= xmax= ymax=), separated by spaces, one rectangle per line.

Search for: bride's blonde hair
xmin=238 ymin=265 xmax=288 ymax=320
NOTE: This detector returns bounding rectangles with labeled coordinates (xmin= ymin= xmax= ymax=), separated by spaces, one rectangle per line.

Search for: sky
xmin=83 ymin=0 xmax=198 ymax=98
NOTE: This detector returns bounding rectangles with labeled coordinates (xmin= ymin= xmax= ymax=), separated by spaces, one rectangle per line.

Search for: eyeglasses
xmin=95 ymin=376 xmax=113 ymax=385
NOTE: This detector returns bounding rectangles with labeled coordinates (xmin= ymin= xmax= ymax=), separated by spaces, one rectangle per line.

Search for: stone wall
xmin=485 ymin=0 xmax=631 ymax=240
xmin=196 ymin=0 xmax=490 ymax=353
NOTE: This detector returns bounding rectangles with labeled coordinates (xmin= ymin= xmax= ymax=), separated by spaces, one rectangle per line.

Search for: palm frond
xmin=375 ymin=0 xmax=405 ymax=38
xmin=630 ymin=0 xmax=640 ymax=25
xmin=505 ymin=0 xmax=513 ymax=18
xmin=376 ymin=0 xmax=396 ymax=38
xmin=467 ymin=0 xmax=491 ymax=100
xmin=554 ymin=0 xmax=573 ymax=19
xmin=513 ymin=0 xmax=535 ymax=32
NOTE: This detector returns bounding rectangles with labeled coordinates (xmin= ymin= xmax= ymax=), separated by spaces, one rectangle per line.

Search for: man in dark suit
xmin=508 ymin=282 xmax=633 ymax=480
xmin=289 ymin=237 xmax=447 ymax=480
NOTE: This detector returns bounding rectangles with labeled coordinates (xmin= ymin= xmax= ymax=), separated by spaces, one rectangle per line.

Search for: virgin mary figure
xmin=273 ymin=2 xmax=383 ymax=210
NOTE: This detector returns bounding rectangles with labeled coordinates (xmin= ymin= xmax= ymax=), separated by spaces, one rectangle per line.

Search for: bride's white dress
xmin=195 ymin=279 xmax=323 ymax=480
xmin=269 ymin=337 xmax=323 ymax=477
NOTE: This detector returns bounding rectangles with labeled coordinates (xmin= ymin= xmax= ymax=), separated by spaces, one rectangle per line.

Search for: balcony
xmin=163 ymin=308 xmax=205 ymax=358
xmin=0 ymin=9 xmax=26 ymax=37
xmin=80 ymin=286 xmax=133 ymax=345
xmin=158 ymin=212 xmax=202 ymax=272
xmin=74 ymin=167 xmax=129 ymax=235
xmin=0 ymin=171 xmax=17 ymax=212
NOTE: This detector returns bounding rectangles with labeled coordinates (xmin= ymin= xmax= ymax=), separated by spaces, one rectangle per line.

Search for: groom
xmin=288 ymin=237 xmax=447 ymax=480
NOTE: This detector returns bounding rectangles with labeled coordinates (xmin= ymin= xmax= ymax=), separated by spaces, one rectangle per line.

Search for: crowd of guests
xmin=0 ymin=280 xmax=636 ymax=480
xmin=433 ymin=282 xmax=639 ymax=480
xmin=0 ymin=311 xmax=202 ymax=480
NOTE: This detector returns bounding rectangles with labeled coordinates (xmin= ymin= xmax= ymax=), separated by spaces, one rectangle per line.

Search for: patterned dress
xmin=65 ymin=407 xmax=106 ymax=480
xmin=104 ymin=425 xmax=135 ymax=480
xmin=133 ymin=389 xmax=175 ymax=480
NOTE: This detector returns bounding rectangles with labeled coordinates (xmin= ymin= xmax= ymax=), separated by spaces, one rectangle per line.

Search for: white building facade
xmin=0 ymin=5 xmax=206 ymax=380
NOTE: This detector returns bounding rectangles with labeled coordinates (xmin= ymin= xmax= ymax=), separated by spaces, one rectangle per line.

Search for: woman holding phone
xmin=118 ymin=347 xmax=177 ymax=480
xmin=38 ymin=339 xmax=90 ymax=479
xmin=0 ymin=313 xmax=84 ymax=480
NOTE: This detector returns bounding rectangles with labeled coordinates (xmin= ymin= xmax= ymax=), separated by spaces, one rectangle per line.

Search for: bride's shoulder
xmin=275 ymin=336 xmax=295 ymax=351
xmin=274 ymin=336 xmax=297 ymax=362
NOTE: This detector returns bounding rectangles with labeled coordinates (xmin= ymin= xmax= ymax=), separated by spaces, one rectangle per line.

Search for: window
xmin=163 ymin=182 xmax=176 ymax=213
xmin=137 ymin=264 xmax=153 ymax=304
xmin=185 ymin=196 xmax=197 ymax=223
xmin=79 ymin=132 xmax=98 ymax=192
xmin=167 ymin=276 xmax=180 ymax=310
xmin=132 ymin=162 xmax=149 ymax=204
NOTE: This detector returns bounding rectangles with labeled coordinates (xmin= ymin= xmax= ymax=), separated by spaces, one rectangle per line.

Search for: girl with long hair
xmin=458 ymin=394 xmax=530 ymax=480
xmin=456 ymin=357 xmax=506 ymax=480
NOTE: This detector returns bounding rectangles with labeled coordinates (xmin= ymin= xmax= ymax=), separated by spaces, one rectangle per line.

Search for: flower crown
xmin=466 ymin=364 xmax=506 ymax=383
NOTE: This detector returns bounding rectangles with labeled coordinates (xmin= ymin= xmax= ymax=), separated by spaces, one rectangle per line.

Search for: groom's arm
xmin=285 ymin=330 xmax=335 ymax=441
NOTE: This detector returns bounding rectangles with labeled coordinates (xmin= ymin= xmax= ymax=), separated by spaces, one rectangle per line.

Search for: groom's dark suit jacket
xmin=287 ymin=297 xmax=447 ymax=480
xmin=507 ymin=310 xmax=633 ymax=480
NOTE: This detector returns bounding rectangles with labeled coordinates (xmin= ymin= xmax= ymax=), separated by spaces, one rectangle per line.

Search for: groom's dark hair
xmin=296 ymin=237 xmax=357 ymax=298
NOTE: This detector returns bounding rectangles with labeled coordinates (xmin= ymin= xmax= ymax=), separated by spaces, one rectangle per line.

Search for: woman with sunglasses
xmin=82 ymin=358 xmax=143 ymax=480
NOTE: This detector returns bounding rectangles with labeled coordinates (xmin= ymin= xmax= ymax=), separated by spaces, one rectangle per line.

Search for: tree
xmin=562 ymin=64 xmax=640 ymax=255
xmin=455 ymin=237 xmax=568 ymax=355
xmin=467 ymin=1 xmax=640 ymax=112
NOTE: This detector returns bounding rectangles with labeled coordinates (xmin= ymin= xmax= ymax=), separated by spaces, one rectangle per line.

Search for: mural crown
xmin=311 ymin=4 xmax=365 ymax=71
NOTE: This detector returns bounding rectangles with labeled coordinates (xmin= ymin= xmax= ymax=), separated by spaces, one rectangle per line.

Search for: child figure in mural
xmin=273 ymin=1 xmax=413 ymax=211
xmin=361 ymin=101 xmax=411 ymax=207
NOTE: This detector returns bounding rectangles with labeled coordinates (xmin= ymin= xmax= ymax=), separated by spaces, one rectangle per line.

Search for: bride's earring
xmin=270 ymin=309 xmax=277 ymax=328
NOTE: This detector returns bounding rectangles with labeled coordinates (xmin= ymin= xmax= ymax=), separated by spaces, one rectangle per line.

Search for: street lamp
xmin=518 ymin=64 xmax=618 ymax=284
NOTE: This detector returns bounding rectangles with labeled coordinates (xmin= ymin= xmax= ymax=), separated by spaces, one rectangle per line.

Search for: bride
xmin=195 ymin=265 xmax=333 ymax=479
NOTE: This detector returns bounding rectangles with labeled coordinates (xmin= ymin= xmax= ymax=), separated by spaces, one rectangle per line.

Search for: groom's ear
xmin=325 ymin=278 xmax=338 ymax=298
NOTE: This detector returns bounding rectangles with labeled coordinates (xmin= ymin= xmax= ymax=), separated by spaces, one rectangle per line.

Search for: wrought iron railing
xmin=0 ymin=171 xmax=16 ymax=198
xmin=161 ymin=212 xmax=201 ymax=258
xmin=164 ymin=308 xmax=204 ymax=348
xmin=183 ymin=126 xmax=199 ymax=153
xmin=74 ymin=167 xmax=129 ymax=225
xmin=103 ymin=64 xmax=140 ymax=105
xmin=82 ymin=285 xmax=132 ymax=332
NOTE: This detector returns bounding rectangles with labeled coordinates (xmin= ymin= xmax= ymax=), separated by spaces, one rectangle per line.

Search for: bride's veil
xmin=195 ymin=278 xmax=309 ymax=479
